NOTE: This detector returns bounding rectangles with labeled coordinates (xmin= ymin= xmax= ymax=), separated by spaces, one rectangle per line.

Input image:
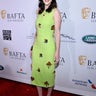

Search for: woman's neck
xmin=45 ymin=6 xmax=49 ymax=10
xmin=45 ymin=4 xmax=50 ymax=10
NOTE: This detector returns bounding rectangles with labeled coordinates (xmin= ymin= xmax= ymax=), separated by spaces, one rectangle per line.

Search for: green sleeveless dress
xmin=31 ymin=9 xmax=55 ymax=87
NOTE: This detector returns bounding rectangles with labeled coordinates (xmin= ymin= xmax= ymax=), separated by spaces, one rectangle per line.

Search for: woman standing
xmin=30 ymin=0 xmax=61 ymax=96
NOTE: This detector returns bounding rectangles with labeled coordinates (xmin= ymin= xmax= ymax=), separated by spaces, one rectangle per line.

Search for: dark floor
xmin=0 ymin=77 xmax=80 ymax=96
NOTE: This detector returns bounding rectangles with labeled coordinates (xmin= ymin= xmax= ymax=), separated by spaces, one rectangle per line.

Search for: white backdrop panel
xmin=0 ymin=0 xmax=96 ymax=96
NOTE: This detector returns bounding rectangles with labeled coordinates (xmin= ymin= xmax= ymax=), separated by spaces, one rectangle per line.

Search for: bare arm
xmin=54 ymin=8 xmax=61 ymax=63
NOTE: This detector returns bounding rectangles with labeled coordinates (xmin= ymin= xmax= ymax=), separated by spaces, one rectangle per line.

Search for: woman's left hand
xmin=54 ymin=51 xmax=60 ymax=64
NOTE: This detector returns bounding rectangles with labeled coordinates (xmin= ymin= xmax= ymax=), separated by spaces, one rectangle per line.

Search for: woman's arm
xmin=54 ymin=8 xmax=61 ymax=63
xmin=30 ymin=32 xmax=37 ymax=50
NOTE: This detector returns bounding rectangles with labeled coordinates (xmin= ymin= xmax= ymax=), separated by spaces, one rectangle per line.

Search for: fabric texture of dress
xmin=31 ymin=9 xmax=55 ymax=88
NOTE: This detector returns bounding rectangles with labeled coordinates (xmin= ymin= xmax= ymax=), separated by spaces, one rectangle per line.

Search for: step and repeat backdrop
xmin=0 ymin=0 xmax=96 ymax=96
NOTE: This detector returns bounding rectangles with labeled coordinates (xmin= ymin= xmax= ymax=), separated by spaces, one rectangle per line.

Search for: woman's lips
xmin=45 ymin=0 xmax=49 ymax=2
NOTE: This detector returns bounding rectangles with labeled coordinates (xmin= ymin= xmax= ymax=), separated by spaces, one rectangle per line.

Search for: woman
xmin=30 ymin=0 xmax=61 ymax=96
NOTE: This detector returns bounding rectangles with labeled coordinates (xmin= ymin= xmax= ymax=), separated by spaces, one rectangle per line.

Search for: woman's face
xmin=43 ymin=0 xmax=52 ymax=6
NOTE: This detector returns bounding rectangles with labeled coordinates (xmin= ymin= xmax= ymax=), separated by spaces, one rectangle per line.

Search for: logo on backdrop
xmin=17 ymin=68 xmax=27 ymax=75
xmin=72 ymin=79 xmax=96 ymax=89
xmin=59 ymin=57 xmax=65 ymax=66
xmin=0 ymin=9 xmax=25 ymax=22
xmin=72 ymin=79 xmax=88 ymax=87
xmin=88 ymin=80 xmax=96 ymax=89
xmin=0 ymin=10 xmax=6 ymax=19
xmin=78 ymin=56 xmax=87 ymax=65
xmin=3 ymin=48 xmax=26 ymax=60
xmin=2 ymin=30 xmax=12 ymax=40
xmin=81 ymin=7 xmax=91 ymax=19
xmin=82 ymin=35 xmax=96 ymax=44
xmin=60 ymin=34 xmax=75 ymax=43
xmin=0 ymin=65 xmax=4 ymax=71
xmin=81 ymin=7 xmax=96 ymax=22
xmin=55 ymin=57 xmax=65 ymax=68
xmin=78 ymin=55 xmax=96 ymax=70
xmin=3 ymin=48 xmax=9 ymax=55
xmin=60 ymin=11 xmax=67 ymax=22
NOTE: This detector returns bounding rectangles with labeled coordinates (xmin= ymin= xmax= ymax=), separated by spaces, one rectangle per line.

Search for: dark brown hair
xmin=38 ymin=0 xmax=57 ymax=14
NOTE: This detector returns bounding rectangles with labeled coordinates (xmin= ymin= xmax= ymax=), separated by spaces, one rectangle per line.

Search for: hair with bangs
xmin=38 ymin=0 xmax=57 ymax=14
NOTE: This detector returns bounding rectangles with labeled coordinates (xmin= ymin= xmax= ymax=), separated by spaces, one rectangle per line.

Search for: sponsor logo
xmin=0 ymin=9 xmax=25 ymax=22
xmin=60 ymin=12 xmax=67 ymax=22
xmin=78 ymin=56 xmax=87 ymax=65
xmin=17 ymin=68 xmax=27 ymax=75
xmin=3 ymin=48 xmax=9 ymax=55
xmin=78 ymin=55 xmax=96 ymax=70
xmin=87 ymin=60 xmax=96 ymax=70
xmin=82 ymin=35 xmax=96 ymax=44
xmin=72 ymin=79 xmax=88 ymax=87
xmin=2 ymin=30 xmax=12 ymax=40
xmin=0 ymin=65 xmax=4 ymax=70
xmin=60 ymin=34 xmax=75 ymax=43
xmin=88 ymin=80 xmax=96 ymax=89
xmin=0 ymin=10 xmax=6 ymax=19
xmin=59 ymin=57 xmax=65 ymax=66
xmin=3 ymin=48 xmax=26 ymax=60
xmin=81 ymin=7 xmax=91 ymax=19
xmin=55 ymin=57 xmax=65 ymax=68
xmin=81 ymin=7 xmax=96 ymax=22
xmin=72 ymin=79 xmax=96 ymax=89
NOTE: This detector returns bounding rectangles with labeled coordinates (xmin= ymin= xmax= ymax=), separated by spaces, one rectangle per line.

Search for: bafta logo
xmin=1 ymin=10 xmax=6 ymax=19
xmin=79 ymin=56 xmax=87 ymax=65
xmin=3 ymin=48 xmax=8 ymax=55
xmin=81 ymin=8 xmax=90 ymax=19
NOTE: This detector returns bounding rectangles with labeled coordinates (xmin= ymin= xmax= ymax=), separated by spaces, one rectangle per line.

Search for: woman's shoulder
xmin=36 ymin=8 xmax=40 ymax=15
xmin=53 ymin=8 xmax=60 ymax=15
xmin=36 ymin=9 xmax=39 ymax=15
xmin=53 ymin=8 xmax=61 ymax=17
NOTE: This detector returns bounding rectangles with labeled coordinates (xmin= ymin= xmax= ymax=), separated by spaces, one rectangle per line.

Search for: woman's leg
xmin=36 ymin=86 xmax=43 ymax=96
xmin=47 ymin=87 xmax=53 ymax=96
